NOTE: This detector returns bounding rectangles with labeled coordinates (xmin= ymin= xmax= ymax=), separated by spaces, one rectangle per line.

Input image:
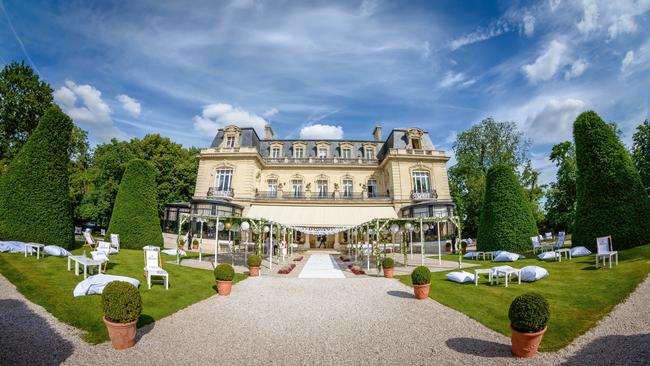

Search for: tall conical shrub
xmin=0 ymin=106 xmax=74 ymax=247
xmin=573 ymin=111 xmax=650 ymax=250
xmin=477 ymin=164 xmax=538 ymax=252
xmin=107 ymin=159 xmax=163 ymax=249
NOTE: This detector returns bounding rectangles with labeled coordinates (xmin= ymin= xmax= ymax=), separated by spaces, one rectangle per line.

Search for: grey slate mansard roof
xmin=209 ymin=127 xmax=436 ymax=160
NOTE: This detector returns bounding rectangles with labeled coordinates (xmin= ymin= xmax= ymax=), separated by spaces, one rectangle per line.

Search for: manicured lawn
xmin=0 ymin=247 xmax=246 ymax=344
xmin=397 ymin=244 xmax=650 ymax=351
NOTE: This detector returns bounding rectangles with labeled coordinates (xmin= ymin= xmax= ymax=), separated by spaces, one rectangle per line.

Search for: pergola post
xmin=269 ymin=222 xmax=273 ymax=270
xmin=437 ymin=220 xmax=442 ymax=266
xmin=214 ymin=216 xmax=220 ymax=267
xmin=199 ymin=218 xmax=204 ymax=262
xmin=420 ymin=217 xmax=424 ymax=266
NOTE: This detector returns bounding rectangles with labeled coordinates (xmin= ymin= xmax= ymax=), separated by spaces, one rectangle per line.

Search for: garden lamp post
xmin=241 ymin=221 xmax=250 ymax=261
xmin=264 ymin=225 xmax=271 ymax=270
xmin=405 ymin=222 xmax=413 ymax=259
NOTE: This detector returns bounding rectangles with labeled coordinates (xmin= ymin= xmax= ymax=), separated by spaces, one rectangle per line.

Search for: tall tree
xmin=544 ymin=141 xmax=577 ymax=233
xmin=68 ymin=126 xmax=92 ymax=222
xmin=449 ymin=117 xmax=530 ymax=237
xmin=631 ymin=119 xmax=650 ymax=192
xmin=520 ymin=160 xmax=545 ymax=230
xmin=0 ymin=62 xmax=53 ymax=173
xmin=573 ymin=111 xmax=650 ymax=250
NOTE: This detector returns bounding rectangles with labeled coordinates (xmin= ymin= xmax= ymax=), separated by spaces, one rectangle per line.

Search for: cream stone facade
xmin=167 ymin=124 xmax=455 ymax=249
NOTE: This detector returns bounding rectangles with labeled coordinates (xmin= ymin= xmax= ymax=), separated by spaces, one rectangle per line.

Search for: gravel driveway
xmin=0 ymin=264 xmax=648 ymax=365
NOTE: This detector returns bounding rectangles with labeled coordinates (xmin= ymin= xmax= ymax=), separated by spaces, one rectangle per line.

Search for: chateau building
xmin=164 ymin=124 xmax=455 ymax=248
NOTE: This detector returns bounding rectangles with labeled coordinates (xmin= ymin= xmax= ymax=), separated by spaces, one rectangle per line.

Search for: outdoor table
xmin=495 ymin=268 xmax=521 ymax=287
xmin=479 ymin=251 xmax=494 ymax=261
xmin=24 ymin=243 xmax=45 ymax=259
xmin=68 ymin=255 xmax=103 ymax=279
xmin=474 ymin=268 xmax=493 ymax=286
xmin=555 ymin=248 xmax=572 ymax=262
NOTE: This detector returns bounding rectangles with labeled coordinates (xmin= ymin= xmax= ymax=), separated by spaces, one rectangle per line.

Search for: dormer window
xmin=342 ymin=148 xmax=351 ymax=159
xmin=295 ymin=148 xmax=304 ymax=158
xmin=318 ymin=148 xmax=327 ymax=159
xmin=411 ymin=139 xmax=422 ymax=149
xmin=362 ymin=142 xmax=376 ymax=161
xmin=226 ymin=136 xmax=235 ymax=148
xmin=271 ymin=147 xmax=281 ymax=158
xmin=365 ymin=148 xmax=374 ymax=160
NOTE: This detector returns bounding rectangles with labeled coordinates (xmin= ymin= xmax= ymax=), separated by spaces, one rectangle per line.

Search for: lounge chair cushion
xmin=538 ymin=251 xmax=559 ymax=260
xmin=90 ymin=251 xmax=109 ymax=262
xmin=571 ymin=246 xmax=592 ymax=257
xmin=161 ymin=248 xmax=187 ymax=256
xmin=0 ymin=241 xmax=33 ymax=253
xmin=73 ymin=274 xmax=140 ymax=297
xmin=490 ymin=265 xmax=515 ymax=277
xmin=446 ymin=271 xmax=475 ymax=283
xmin=520 ymin=266 xmax=549 ymax=282
xmin=463 ymin=252 xmax=481 ymax=259
xmin=142 ymin=245 xmax=160 ymax=250
xmin=493 ymin=251 xmax=521 ymax=262
xmin=43 ymin=245 xmax=71 ymax=257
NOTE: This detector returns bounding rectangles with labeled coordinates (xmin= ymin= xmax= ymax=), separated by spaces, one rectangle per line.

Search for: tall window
xmin=292 ymin=179 xmax=302 ymax=197
xmin=225 ymin=136 xmax=235 ymax=148
xmin=267 ymin=179 xmax=278 ymax=197
xmin=365 ymin=148 xmax=374 ymax=160
xmin=343 ymin=179 xmax=353 ymax=197
xmin=411 ymin=139 xmax=422 ymax=149
xmin=271 ymin=147 xmax=281 ymax=158
xmin=367 ymin=179 xmax=377 ymax=198
xmin=342 ymin=148 xmax=351 ymax=159
xmin=295 ymin=148 xmax=304 ymax=158
xmin=317 ymin=179 xmax=328 ymax=197
xmin=318 ymin=148 xmax=327 ymax=159
xmin=215 ymin=169 xmax=233 ymax=192
xmin=412 ymin=171 xmax=431 ymax=193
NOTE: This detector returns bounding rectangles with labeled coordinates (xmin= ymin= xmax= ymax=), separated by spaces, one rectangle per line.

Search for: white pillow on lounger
xmin=44 ymin=245 xmax=71 ymax=257
xmin=538 ymin=251 xmax=559 ymax=260
xmin=520 ymin=266 xmax=549 ymax=282
xmin=446 ymin=271 xmax=475 ymax=283
xmin=571 ymin=246 xmax=592 ymax=257
xmin=493 ymin=251 xmax=520 ymax=262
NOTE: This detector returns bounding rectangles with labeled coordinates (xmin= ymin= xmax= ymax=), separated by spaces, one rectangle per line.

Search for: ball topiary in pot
xmin=381 ymin=257 xmax=395 ymax=278
xmin=247 ymin=255 xmax=262 ymax=277
xmin=508 ymin=292 xmax=550 ymax=357
xmin=214 ymin=263 xmax=235 ymax=296
xmin=411 ymin=265 xmax=431 ymax=299
xmin=102 ymin=281 xmax=143 ymax=349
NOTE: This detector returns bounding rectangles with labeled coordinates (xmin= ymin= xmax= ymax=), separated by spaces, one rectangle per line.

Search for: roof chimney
xmin=372 ymin=125 xmax=382 ymax=141
xmin=264 ymin=124 xmax=274 ymax=139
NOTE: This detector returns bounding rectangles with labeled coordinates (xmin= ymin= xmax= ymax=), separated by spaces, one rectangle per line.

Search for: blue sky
xmin=1 ymin=0 xmax=649 ymax=184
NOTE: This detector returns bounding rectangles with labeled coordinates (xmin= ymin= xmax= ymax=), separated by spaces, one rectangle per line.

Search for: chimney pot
xmin=373 ymin=125 xmax=382 ymax=141
xmin=264 ymin=124 xmax=274 ymax=139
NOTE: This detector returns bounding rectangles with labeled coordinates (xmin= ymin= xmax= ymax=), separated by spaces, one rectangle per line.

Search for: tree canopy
xmin=544 ymin=141 xmax=577 ymax=233
xmin=631 ymin=119 xmax=650 ymax=193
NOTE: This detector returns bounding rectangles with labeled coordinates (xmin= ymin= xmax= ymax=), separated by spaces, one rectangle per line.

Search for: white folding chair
xmin=544 ymin=232 xmax=553 ymax=241
xmin=531 ymin=236 xmax=543 ymax=254
xmin=110 ymin=234 xmax=120 ymax=253
xmin=90 ymin=241 xmax=111 ymax=271
xmin=82 ymin=231 xmax=97 ymax=249
xmin=144 ymin=247 xmax=169 ymax=289
xmin=595 ymin=236 xmax=618 ymax=269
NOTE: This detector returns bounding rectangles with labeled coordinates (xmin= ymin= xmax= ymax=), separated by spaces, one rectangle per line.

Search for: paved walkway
xmin=298 ymin=254 xmax=345 ymax=278
xmin=0 ymin=273 xmax=648 ymax=365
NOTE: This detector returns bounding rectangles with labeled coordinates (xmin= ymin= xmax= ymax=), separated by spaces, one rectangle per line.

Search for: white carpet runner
xmin=298 ymin=254 xmax=345 ymax=278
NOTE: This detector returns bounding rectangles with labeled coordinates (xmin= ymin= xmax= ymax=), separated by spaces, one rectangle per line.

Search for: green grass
xmin=0 ymin=247 xmax=246 ymax=344
xmin=397 ymin=244 xmax=650 ymax=351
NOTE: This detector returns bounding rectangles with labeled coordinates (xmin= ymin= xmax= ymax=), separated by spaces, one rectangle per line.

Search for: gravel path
xmin=0 ymin=269 xmax=648 ymax=365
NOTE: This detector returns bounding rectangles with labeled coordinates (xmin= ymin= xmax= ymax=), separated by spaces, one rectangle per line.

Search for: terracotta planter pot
xmin=383 ymin=267 xmax=394 ymax=278
xmin=510 ymin=325 xmax=547 ymax=357
xmin=249 ymin=266 xmax=260 ymax=277
xmin=216 ymin=280 xmax=232 ymax=296
xmin=103 ymin=317 xmax=137 ymax=350
xmin=413 ymin=283 xmax=430 ymax=299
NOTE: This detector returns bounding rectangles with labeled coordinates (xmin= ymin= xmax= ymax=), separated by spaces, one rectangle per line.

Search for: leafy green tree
xmin=68 ymin=126 xmax=91 ymax=222
xmin=107 ymin=159 xmax=163 ymax=248
xmin=0 ymin=106 xmax=74 ymax=247
xmin=544 ymin=142 xmax=577 ymax=233
xmin=573 ymin=111 xmax=650 ymax=250
xmin=449 ymin=117 xmax=530 ymax=237
xmin=520 ymin=160 xmax=546 ymax=230
xmin=477 ymin=164 xmax=538 ymax=252
xmin=0 ymin=62 xmax=53 ymax=173
xmin=631 ymin=119 xmax=650 ymax=192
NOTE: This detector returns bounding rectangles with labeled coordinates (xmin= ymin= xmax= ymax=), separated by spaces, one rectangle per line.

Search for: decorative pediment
xmin=219 ymin=125 xmax=241 ymax=148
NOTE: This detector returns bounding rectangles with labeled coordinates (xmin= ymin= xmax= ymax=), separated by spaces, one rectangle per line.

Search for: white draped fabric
xmin=246 ymin=204 xmax=398 ymax=228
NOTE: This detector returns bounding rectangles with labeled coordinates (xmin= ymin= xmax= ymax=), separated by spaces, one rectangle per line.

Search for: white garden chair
xmin=544 ymin=232 xmax=553 ymax=241
xmin=553 ymin=231 xmax=566 ymax=249
xmin=595 ymin=236 xmax=618 ymax=269
xmin=90 ymin=241 xmax=111 ymax=271
xmin=531 ymin=236 xmax=543 ymax=254
xmin=144 ymin=247 xmax=169 ymax=289
xmin=82 ymin=231 xmax=97 ymax=250
xmin=110 ymin=234 xmax=120 ymax=253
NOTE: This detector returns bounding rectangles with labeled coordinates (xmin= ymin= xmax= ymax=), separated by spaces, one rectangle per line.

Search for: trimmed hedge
xmin=0 ymin=106 xmax=74 ymax=248
xmin=102 ymin=281 xmax=143 ymax=323
xmin=508 ymin=292 xmax=550 ymax=333
xmin=214 ymin=263 xmax=235 ymax=281
xmin=411 ymin=266 xmax=431 ymax=285
xmin=573 ymin=111 xmax=650 ymax=250
xmin=381 ymin=257 xmax=394 ymax=269
xmin=107 ymin=159 xmax=163 ymax=249
xmin=247 ymin=255 xmax=262 ymax=267
xmin=476 ymin=164 xmax=538 ymax=252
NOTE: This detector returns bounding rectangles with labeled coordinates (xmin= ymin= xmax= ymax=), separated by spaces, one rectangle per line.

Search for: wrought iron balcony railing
xmin=206 ymin=187 xmax=234 ymax=199
xmin=262 ymin=157 xmax=379 ymax=165
xmin=410 ymin=190 xmax=438 ymax=200
xmin=253 ymin=191 xmax=391 ymax=200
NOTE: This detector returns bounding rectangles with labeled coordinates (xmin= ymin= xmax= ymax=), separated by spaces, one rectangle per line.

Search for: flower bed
xmin=348 ymin=264 xmax=365 ymax=275
xmin=278 ymin=263 xmax=297 ymax=274
xmin=293 ymin=255 xmax=304 ymax=262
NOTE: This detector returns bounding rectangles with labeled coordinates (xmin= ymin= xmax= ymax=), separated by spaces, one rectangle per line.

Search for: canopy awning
xmin=245 ymin=204 xmax=398 ymax=227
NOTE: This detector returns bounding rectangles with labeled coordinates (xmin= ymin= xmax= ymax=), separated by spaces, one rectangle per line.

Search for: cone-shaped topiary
xmin=107 ymin=159 xmax=163 ymax=249
xmin=0 ymin=106 xmax=74 ymax=248
xmin=477 ymin=164 xmax=538 ymax=252
xmin=573 ymin=111 xmax=650 ymax=250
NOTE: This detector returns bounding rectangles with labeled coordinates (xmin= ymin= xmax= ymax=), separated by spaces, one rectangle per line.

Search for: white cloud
xmin=53 ymin=80 xmax=129 ymax=142
xmin=577 ymin=0 xmax=599 ymax=34
xmin=299 ymin=124 xmax=344 ymax=139
xmin=523 ymin=13 xmax=535 ymax=36
xmin=116 ymin=94 xmax=141 ymax=117
xmin=522 ymin=40 xmax=567 ymax=82
xmin=549 ymin=0 xmax=562 ymax=12
xmin=565 ymin=59 xmax=588 ymax=79
xmin=621 ymin=50 xmax=634 ymax=71
xmin=263 ymin=107 xmax=279 ymax=117
xmin=450 ymin=19 xmax=511 ymax=50
xmin=439 ymin=72 xmax=475 ymax=88
xmin=192 ymin=103 xmax=268 ymax=136
xmin=608 ymin=14 xmax=637 ymax=39
xmin=359 ymin=0 xmax=378 ymax=17
xmin=525 ymin=98 xmax=587 ymax=143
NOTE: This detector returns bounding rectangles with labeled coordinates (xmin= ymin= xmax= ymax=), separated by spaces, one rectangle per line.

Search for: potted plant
xmin=382 ymin=257 xmax=395 ymax=278
xmin=508 ymin=292 xmax=550 ymax=357
xmin=247 ymin=255 xmax=262 ymax=277
xmin=102 ymin=281 xmax=143 ymax=350
xmin=192 ymin=239 xmax=199 ymax=250
xmin=411 ymin=266 xmax=431 ymax=299
xmin=214 ymin=263 xmax=235 ymax=295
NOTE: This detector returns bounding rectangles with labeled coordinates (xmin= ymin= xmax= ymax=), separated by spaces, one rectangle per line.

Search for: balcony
xmin=206 ymin=187 xmax=234 ymax=199
xmin=262 ymin=157 xmax=379 ymax=165
xmin=411 ymin=190 xmax=438 ymax=201
xmin=254 ymin=191 xmax=391 ymax=201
